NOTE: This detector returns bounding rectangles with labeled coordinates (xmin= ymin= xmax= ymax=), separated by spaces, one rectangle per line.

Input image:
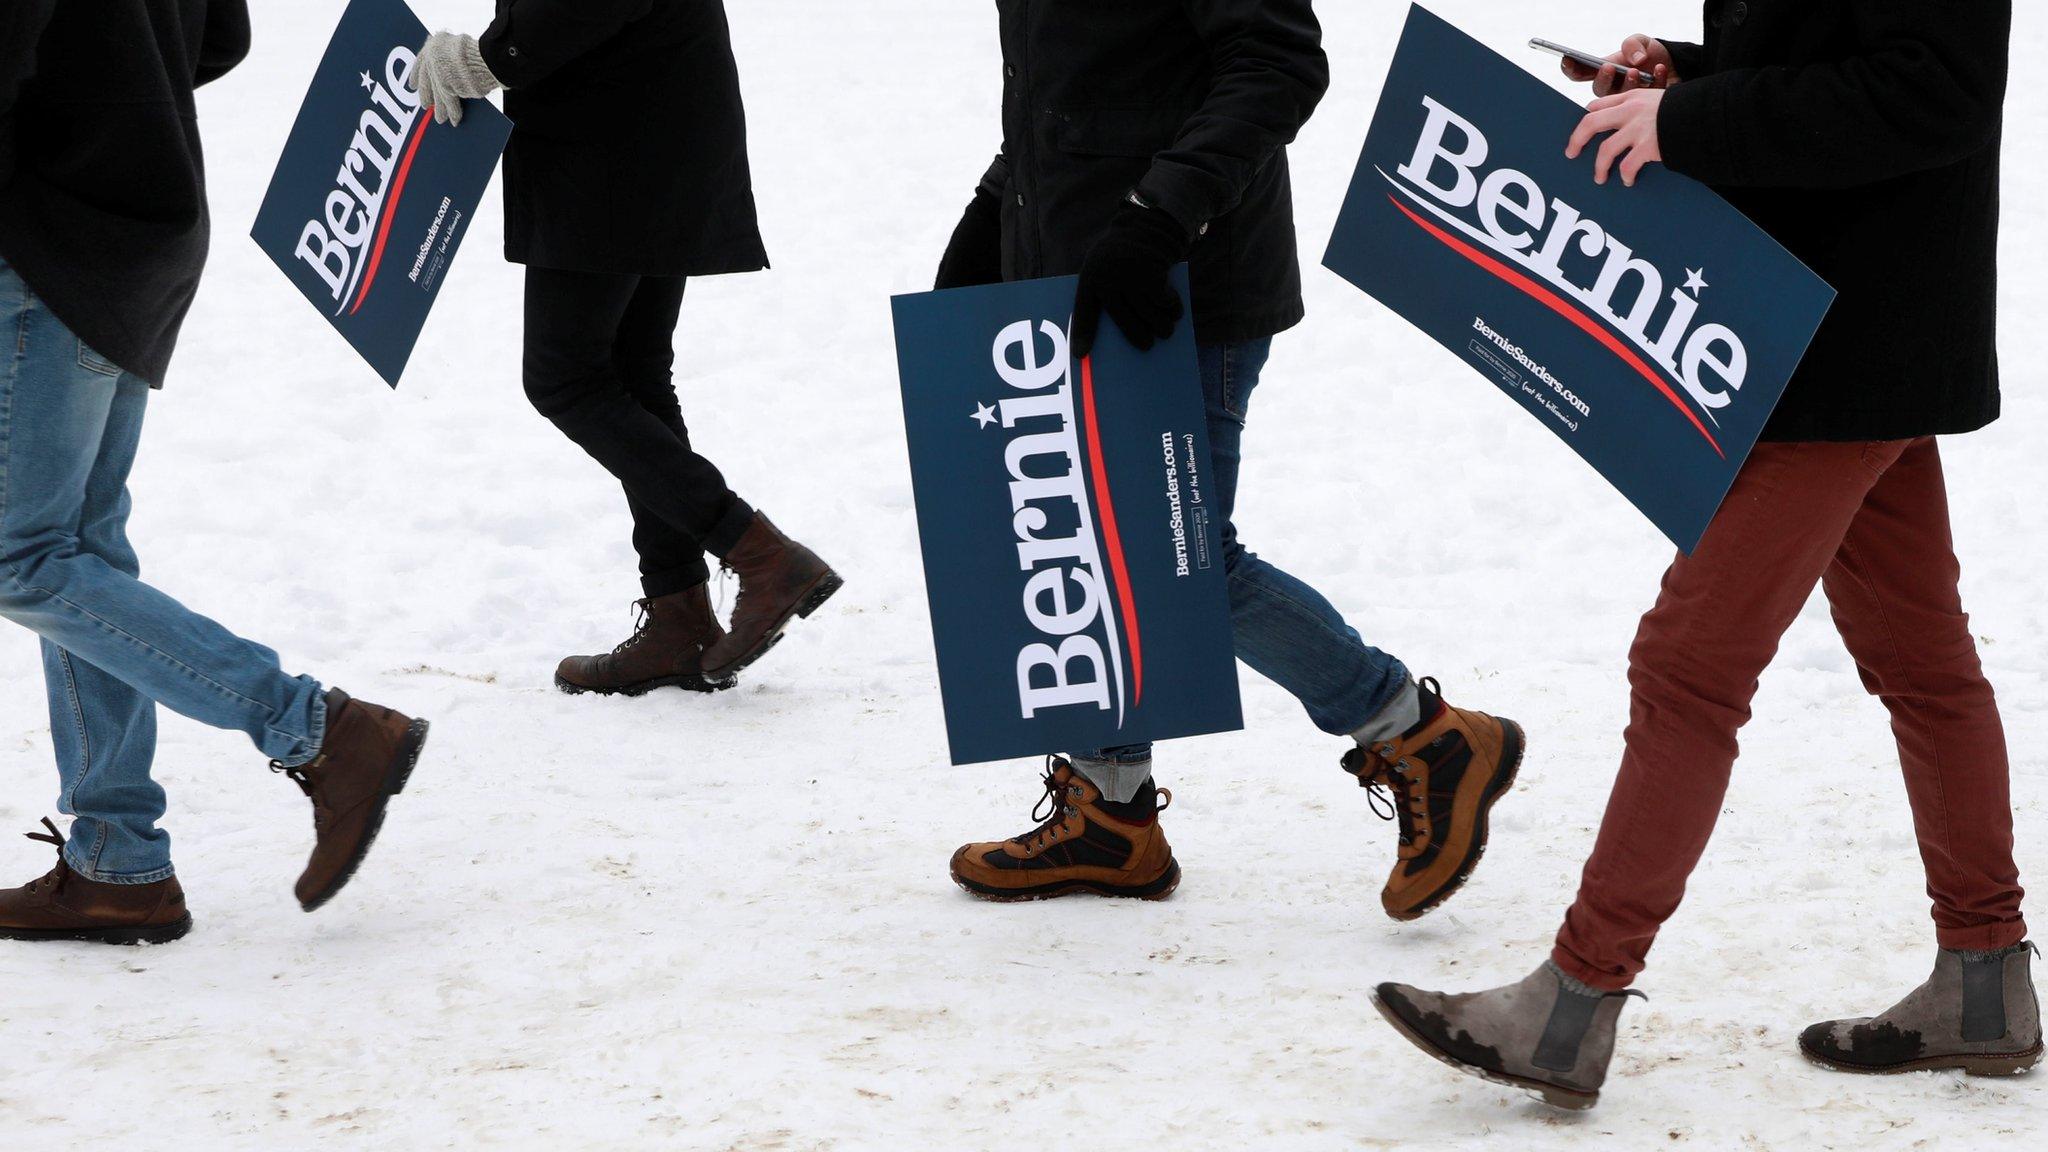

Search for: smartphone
xmin=1529 ymin=38 xmax=1658 ymax=88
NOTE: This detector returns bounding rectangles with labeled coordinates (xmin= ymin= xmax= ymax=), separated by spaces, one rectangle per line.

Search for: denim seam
xmin=54 ymin=649 xmax=91 ymax=812
xmin=273 ymin=685 xmax=326 ymax=767
xmin=0 ymin=566 xmax=275 ymax=718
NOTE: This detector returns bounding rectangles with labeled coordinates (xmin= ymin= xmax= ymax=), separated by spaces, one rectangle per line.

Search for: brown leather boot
xmin=555 ymin=586 xmax=734 ymax=696
xmin=949 ymin=759 xmax=1180 ymax=901
xmin=1343 ymin=677 xmax=1524 ymax=921
xmin=0 ymin=819 xmax=191 ymax=945
xmin=274 ymin=689 xmax=429 ymax=912
xmin=699 ymin=513 xmax=842 ymax=680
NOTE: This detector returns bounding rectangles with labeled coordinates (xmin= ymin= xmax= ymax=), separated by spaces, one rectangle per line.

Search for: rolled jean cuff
xmin=705 ymin=497 xmax=757 ymax=557
xmin=1069 ymin=752 xmax=1153 ymax=803
xmin=264 ymin=677 xmax=329 ymax=768
xmin=62 ymin=850 xmax=175 ymax=886
xmin=642 ymin=562 xmax=711 ymax=600
xmin=1351 ymin=677 xmax=1421 ymax=747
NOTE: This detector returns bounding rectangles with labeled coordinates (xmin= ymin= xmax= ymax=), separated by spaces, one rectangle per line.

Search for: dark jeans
xmin=1080 ymin=338 xmax=1411 ymax=770
xmin=522 ymin=267 xmax=755 ymax=595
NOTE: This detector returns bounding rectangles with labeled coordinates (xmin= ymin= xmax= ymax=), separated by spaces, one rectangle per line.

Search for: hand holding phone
xmin=1532 ymin=34 xmax=1677 ymax=94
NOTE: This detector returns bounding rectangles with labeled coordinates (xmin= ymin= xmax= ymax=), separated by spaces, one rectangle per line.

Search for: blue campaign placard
xmin=892 ymin=268 xmax=1244 ymax=766
xmin=1326 ymin=5 xmax=1835 ymax=552
xmin=252 ymin=0 xmax=511 ymax=387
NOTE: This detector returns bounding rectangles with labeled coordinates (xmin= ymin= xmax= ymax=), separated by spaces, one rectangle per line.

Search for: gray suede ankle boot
xmin=1800 ymin=942 xmax=2041 ymax=1075
xmin=1373 ymin=961 xmax=1642 ymax=1110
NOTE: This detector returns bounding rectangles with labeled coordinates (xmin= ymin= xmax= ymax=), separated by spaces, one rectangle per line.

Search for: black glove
xmin=934 ymin=192 xmax=1004 ymax=291
xmin=1071 ymin=201 xmax=1191 ymax=358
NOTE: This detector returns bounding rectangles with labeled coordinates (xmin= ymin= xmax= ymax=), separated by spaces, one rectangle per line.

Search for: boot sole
xmin=702 ymin=570 xmax=844 ymax=680
xmin=1371 ymin=987 xmax=1599 ymax=1110
xmin=1386 ymin=717 xmax=1525 ymax=922
xmin=950 ymin=853 xmax=1181 ymax=903
xmin=554 ymin=671 xmax=737 ymax=697
xmin=298 ymin=717 xmax=430 ymax=913
xmin=1799 ymin=1039 xmax=2043 ymax=1077
xmin=0 ymin=913 xmax=193 ymax=946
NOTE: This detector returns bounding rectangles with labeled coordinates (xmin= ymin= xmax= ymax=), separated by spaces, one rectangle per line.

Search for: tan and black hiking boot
xmin=274 ymin=689 xmax=430 ymax=912
xmin=1801 ymin=942 xmax=2042 ymax=1075
xmin=556 ymin=585 xmax=734 ymax=696
xmin=0 ymin=819 xmax=191 ymax=945
xmin=1342 ymin=677 xmax=1524 ymax=920
xmin=950 ymin=758 xmax=1180 ymax=901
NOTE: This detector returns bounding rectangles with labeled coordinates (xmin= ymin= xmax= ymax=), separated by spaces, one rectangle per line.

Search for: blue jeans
xmin=1080 ymin=338 xmax=1411 ymax=774
xmin=0 ymin=262 xmax=326 ymax=883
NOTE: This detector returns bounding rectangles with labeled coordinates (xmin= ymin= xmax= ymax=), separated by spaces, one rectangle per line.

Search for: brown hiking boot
xmin=949 ymin=758 xmax=1180 ymax=901
xmin=699 ymin=513 xmax=842 ymax=680
xmin=0 ymin=819 xmax=191 ymax=945
xmin=1343 ymin=677 xmax=1524 ymax=921
xmin=555 ymin=585 xmax=734 ymax=696
xmin=274 ymin=688 xmax=429 ymax=912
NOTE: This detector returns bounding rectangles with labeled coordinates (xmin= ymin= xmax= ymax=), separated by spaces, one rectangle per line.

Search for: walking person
xmin=1373 ymin=2 xmax=2036 ymax=1109
xmin=413 ymin=0 xmax=841 ymax=697
xmin=0 ymin=0 xmax=431 ymax=944
xmin=934 ymin=0 xmax=1524 ymax=917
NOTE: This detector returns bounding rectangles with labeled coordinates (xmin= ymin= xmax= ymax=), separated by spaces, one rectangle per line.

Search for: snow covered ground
xmin=3 ymin=1 xmax=2045 ymax=1147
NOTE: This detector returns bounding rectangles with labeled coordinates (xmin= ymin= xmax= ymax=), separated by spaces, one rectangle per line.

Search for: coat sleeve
xmin=1132 ymin=0 xmax=1329 ymax=235
xmin=1657 ymin=39 xmax=1706 ymax=83
xmin=478 ymin=0 xmax=655 ymax=89
xmin=0 ymin=0 xmax=56 ymax=120
xmin=1657 ymin=2 xmax=2010 ymax=189
xmin=195 ymin=0 xmax=251 ymax=88
xmin=977 ymin=151 xmax=1010 ymax=201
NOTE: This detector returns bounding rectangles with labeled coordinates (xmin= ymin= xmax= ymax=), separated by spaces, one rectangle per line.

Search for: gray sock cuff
xmin=1069 ymin=756 xmax=1153 ymax=804
xmin=1953 ymin=941 xmax=2036 ymax=962
xmin=1352 ymin=679 xmax=1422 ymax=748
xmin=1545 ymin=959 xmax=1610 ymax=1000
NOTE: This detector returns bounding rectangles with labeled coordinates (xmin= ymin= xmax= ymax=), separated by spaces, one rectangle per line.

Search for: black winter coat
xmin=0 ymin=0 xmax=247 ymax=387
xmin=986 ymin=0 xmax=1328 ymax=345
xmin=1657 ymin=0 xmax=2009 ymax=442
xmin=479 ymin=0 xmax=767 ymax=276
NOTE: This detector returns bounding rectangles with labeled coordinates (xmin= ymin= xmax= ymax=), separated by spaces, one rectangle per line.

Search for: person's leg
xmin=0 ymin=275 xmax=326 ymax=781
xmin=1206 ymin=339 xmax=1417 ymax=739
xmin=1070 ymin=339 xmax=1415 ymax=803
xmin=44 ymin=375 xmax=171 ymax=882
xmin=523 ymin=267 xmax=754 ymax=559
xmin=1820 ymin=438 xmax=2026 ymax=950
xmin=1552 ymin=441 xmax=1904 ymax=989
xmin=612 ymin=275 xmax=749 ymax=595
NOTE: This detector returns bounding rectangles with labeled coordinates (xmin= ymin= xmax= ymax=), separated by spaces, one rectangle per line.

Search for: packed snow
xmin=2 ymin=1 xmax=2043 ymax=1147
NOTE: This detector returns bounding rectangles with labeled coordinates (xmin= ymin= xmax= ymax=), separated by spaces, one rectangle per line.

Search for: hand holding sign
xmin=252 ymin=0 xmax=512 ymax=386
xmin=892 ymin=268 xmax=1242 ymax=766
xmin=1325 ymin=5 xmax=1834 ymax=553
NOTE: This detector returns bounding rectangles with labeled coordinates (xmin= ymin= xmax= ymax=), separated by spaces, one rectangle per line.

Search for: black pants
xmin=522 ymin=267 xmax=754 ymax=596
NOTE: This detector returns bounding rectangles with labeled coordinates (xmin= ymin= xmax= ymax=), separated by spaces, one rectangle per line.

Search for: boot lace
xmin=1017 ymin=757 xmax=1081 ymax=853
xmin=1352 ymin=748 xmax=1426 ymax=848
xmin=22 ymin=817 xmax=70 ymax=894
xmin=612 ymin=598 xmax=657 ymax=655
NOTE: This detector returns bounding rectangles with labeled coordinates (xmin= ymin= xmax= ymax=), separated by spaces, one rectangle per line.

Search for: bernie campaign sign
xmin=252 ymin=0 xmax=511 ymax=387
xmin=1325 ymin=5 xmax=1835 ymax=553
xmin=892 ymin=269 xmax=1243 ymax=766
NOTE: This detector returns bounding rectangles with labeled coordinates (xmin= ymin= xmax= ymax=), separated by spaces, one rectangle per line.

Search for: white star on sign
xmin=361 ymin=70 xmax=377 ymax=90
xmin=971 ymin=402 xmax=998 ymax=429
xmin=1684 ymin=268 xmax=1709 ymax=296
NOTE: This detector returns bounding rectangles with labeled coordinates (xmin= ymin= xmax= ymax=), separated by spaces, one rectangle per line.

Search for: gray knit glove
xmin=414 ymin=32 xmax=501 ymax=126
